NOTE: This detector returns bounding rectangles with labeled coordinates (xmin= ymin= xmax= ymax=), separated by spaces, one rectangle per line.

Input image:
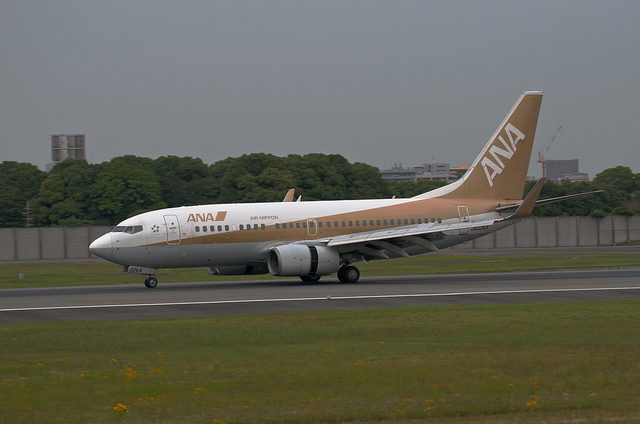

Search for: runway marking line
xmin=2 ymin=286 xmax=640 ymax=313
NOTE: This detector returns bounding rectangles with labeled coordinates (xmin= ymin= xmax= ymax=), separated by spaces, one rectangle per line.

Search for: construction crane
xmin=537 ymin=125 xmax=561 ymax=178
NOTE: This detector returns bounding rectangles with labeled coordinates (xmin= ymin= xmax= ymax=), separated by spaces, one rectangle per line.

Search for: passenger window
xmin=356 ymin=221 xmax=360 ymax=226
xmin=383 ymin=220 xmax=387 ymax=225
xmin=296 ymin=223 xmax=301 ymax=229
xmin=370 ymin=220 xmax=374 ymax=226
xmin=361 ymin=221 xmax=366 ymax=227
xmin=225 ymin=225 xmax=230 ymax=231
xmin=218 ymin=225 xmax=223 ymax=231
xmin=302 ymin=222 xmax=307 ymax=229
xmin=404 ymin=219 xmax=409 ymax=225
xmin=195 ymin=226 xmax=200 ymax=232
xmin=438 ymin=218 xmax=442 ymax=223
xmin=239 ymin=225 xmax=244 ymax=230
xmin=276 ymin=223 xmax=280 ymax=229
xmin=261 ymin=224 xmax=265 ymax=230
xmin=326 ymin=222 xmax=331 ymax=227
xmin=254 ymin=224 xmax=259 ymax=230
xmin=210 ymin=226 xmax=215 ymax=232
xmin=335 ymin=221 xmax=339 ymax=227
xmin=341 ymin=221 xmax=346 ymax=227
xmin=202 ymin=226 xmax=207 ymax=232
xmin=411 ymin=219 xmax=415 ymax=224
xmin=348 ymin=221 xmax=353 ymax=227
xmin=246 ymin=224 xmax=251 ymax=230
xmin=390 ymin=219 xmax=395 ymax=225
xmin=376 ymin=220 xmax=381 ymax=226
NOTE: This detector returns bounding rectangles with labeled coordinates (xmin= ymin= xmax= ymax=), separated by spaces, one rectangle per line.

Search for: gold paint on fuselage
xmin=153 ymin=197 xmax=506 ymax=247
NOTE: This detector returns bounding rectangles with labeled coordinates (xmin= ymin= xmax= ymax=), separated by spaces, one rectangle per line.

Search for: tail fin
xmin=415 ymin=91 xmax=543 ymax=201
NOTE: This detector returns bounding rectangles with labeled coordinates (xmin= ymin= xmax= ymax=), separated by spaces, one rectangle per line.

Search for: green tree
xmin=90 ymin=156 xmax=165 ymax=224
xmin=389 ymin=180 xmax=447 ymax=198
xmin=154 ymin=156 xmax=216 ymax=207
xmin=593 ymin=166 xmax=639 ymax=193
xmin=0 ymin=161 xmax=46 ymax=227
xmin=32 ymin=159 xmax=99 ymax=226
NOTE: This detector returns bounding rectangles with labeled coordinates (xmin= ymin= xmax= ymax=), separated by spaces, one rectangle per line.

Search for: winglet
xmin=282 ymin=189 xmax=295 ymax=202
xmin=506 ymin=178 xmax=546 ymax=220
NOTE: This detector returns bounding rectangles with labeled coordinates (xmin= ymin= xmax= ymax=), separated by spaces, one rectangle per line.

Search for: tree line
xmin=0 ymin=154 xmax=638 ymax=227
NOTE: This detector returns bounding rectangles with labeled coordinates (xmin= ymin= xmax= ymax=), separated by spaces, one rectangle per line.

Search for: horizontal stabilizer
xmin=505 ymin=178 xmax=546 ymax=220
xmin=495 ymin=187 xmax=603 ymax=215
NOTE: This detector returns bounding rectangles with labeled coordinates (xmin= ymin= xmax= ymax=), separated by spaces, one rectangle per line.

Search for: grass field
xmin=2 ymin=252 xmax=640 ymax=289
xmin=2 ymin=301 xmax=640 ymax=423
xmin=2 ymin=253 xmax=640 ymax=423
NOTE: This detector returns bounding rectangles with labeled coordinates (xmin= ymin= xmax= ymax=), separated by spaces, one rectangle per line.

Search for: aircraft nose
xmin=89 ymin=233 xmax=113 ymax=260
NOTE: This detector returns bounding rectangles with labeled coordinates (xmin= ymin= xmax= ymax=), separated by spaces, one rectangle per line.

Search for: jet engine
xmin=267 ymin=244 xmax=341 ymax=277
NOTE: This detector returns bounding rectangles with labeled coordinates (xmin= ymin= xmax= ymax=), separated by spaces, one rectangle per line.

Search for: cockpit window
xmin=112 ymin=225 xmax=143 ymax=234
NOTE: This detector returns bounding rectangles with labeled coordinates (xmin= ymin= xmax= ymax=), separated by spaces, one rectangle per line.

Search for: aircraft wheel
xmin=300 ymin=275 xmax=321 ymax=283
xmin=337 ymin=265 xmax=360 ymax=283
xmin=144 ymin=277 xmax=158 ymax=289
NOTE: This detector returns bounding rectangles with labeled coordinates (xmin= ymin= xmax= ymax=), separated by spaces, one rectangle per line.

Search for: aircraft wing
xmin=318 ymin=178 xmax=548 ymax=259
xmin=316 ymin=218 xmax=498 ymax=258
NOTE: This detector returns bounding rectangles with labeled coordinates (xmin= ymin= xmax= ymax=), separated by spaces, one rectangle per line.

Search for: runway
xmin=1 ymin=268 xmax=640 ymax=323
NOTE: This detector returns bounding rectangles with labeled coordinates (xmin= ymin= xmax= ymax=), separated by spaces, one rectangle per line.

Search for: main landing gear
xmin=298 ymin=265 xmax=361 ymax=284
xmin=144 ymin=277 xmax=158 ymax=289
xmin=337 ymin=265 xmax=360 ymax=283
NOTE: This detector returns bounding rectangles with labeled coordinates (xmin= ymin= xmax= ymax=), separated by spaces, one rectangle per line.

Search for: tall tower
xmin=47 ymin=134 xmax=85 ymax=170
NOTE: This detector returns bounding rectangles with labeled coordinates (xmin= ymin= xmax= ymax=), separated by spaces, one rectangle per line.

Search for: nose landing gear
xmin=123 ymin=266 xmax=158 ymax=289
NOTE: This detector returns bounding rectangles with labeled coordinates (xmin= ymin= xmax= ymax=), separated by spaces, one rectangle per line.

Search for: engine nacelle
xmin=267 ymin=244 xmax=341 ymax=277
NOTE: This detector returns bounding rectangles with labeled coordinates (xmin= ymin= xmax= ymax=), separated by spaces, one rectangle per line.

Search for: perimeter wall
xmin=1 ymin=216 xmax=639 ymax=261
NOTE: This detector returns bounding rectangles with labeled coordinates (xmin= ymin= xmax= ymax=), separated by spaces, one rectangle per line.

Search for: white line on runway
xmin=2 ymin=286 xmax=640 ymax=313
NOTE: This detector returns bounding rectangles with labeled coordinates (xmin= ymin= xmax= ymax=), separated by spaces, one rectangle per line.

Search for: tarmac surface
xmin=1 ymin=267 xmax=639 ymax=323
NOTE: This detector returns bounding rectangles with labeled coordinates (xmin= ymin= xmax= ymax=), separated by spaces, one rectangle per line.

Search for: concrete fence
xmin=0 ymin=226 xmax=112 ymax=261
xmin=1 ymin=216 xmax=639 ymax=261
xmin=451 ymin=215 xmax=640 ymax=250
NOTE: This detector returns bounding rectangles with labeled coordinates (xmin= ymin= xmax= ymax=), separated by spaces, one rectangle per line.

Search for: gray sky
xmin=2 ymin=1 xmax=639 ymax=179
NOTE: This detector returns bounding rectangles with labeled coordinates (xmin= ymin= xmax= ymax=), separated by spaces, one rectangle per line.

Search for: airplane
xmin=89 ymin=91 xmax=598 ymax=288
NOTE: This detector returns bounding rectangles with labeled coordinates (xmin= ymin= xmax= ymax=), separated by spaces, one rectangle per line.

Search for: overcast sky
xmin=2 ymin=1 xmax=639 ymax=179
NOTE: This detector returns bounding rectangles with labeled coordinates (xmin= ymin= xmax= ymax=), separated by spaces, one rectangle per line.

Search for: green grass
xmin=2 ymin=301 xmax=640 ymax=423
xmin=2 ymin=253 xmax=640 ymax=289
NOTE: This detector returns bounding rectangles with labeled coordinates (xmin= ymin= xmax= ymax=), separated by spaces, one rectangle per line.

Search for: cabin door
xmin=457 ymin=206 xmax=470 ymax=236
xmin=457 ymin=206 xmax=470 ymax=223
xmin=307 ymin=218 xmax=318 ymax=236
xmin=163 ymin=214 xmax=182 ymax=245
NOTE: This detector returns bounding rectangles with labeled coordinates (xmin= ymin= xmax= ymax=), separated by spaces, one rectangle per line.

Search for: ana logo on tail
xmin=480 ymin=123 xmax=525 ymax=187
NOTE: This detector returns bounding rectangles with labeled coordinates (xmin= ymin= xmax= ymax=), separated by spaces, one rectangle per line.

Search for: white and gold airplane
xmin=89 ymin=91 xmax=594 ymax=288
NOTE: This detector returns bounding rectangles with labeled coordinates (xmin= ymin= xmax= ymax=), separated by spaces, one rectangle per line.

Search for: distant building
xmin=379 ymin=164 xmax=420 ymax=182
xmin=561 ymin=172 xmax=590 ymax=182
xmin=450 ymin=163 xmax=470 ymax=178
xmin=47 ymin=134 xmax=85 ymax=171
xmin=545 ymin=159 xmax=589 ymax=181
xmin=380 ymin=162 xmax=467 ymax=183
